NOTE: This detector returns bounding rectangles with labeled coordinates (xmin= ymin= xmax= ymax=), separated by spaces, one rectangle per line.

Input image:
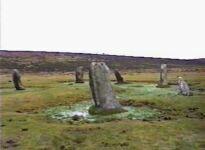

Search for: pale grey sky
xmin=1 ymin=0 xmax=205 ymax=59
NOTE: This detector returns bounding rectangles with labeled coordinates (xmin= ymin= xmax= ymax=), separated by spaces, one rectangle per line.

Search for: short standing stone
xmin=178 ymin=77 xmax=191 ymax=96
xmin=12 ymin=69 xmax=25 ymax=90
xmin=114 ymin=70 xmax=124 ymax=83
xmin=157 ymin=64 xmax=168 ymax=87
xmin=75 ymin=66 xmax=84 ymax=83
xmin=89 ymin=62 xmax=125 ymax=115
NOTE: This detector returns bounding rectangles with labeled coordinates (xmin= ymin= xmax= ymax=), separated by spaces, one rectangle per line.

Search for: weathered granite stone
xmin=114 ymin=70 xmax=124 ymax=83
xmin=75 ymin=66 xmax=84 ymax=83
xmin=178 ymin=77 xmax=191 ymax=96
xmin=89 ymin=62 xmax=125 ymax=115
xmin=157 ymin=64 xmax=168 ymax=87
xmin=12 ymin=69 xmax=25 ymax=90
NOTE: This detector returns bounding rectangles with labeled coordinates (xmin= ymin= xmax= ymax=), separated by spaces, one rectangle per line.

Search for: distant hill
xmin=0 ymin=50 xmax=205 ymax=73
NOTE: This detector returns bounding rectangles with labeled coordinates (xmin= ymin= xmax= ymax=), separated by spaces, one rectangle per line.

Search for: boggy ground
xmin=0 ymin=72 xmax=205 ymax=150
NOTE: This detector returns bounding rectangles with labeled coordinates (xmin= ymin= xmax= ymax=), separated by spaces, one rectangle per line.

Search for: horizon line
xmin=0 ymin=49 xmax=204 ymax=60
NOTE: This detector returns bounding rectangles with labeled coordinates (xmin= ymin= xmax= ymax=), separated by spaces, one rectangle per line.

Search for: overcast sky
xmin=1 ymin=0 xmax=205 ymax=59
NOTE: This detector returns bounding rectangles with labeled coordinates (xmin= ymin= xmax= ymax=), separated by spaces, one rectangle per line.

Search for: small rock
xmin=12 ymin=69 xmax=25 ymax=90
xmin=178 ymin=77 xmax=191 ymax=96
xmin=157 ymin=64 xmax=168 ymax=87
xmin=114 ymin=70 xmax=124 ymax=83
xmin=75 ymin=66 xmax=84 ymax=83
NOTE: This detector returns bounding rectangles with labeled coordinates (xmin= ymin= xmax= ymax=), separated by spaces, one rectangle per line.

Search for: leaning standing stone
xmin=75 ymin=66 xmax=84 ymax=83
xmin=157 ymin=64 xmax=168 ymax=87
xmin=114 ymin=70 xmax=124 ymax=83
xmin=178 ymin=77 xmax=191 ymax=96
xmin=89 ymin=62 xmax=125 ymax=115
xmin=12 ymin=69 xmax=25 ymax=90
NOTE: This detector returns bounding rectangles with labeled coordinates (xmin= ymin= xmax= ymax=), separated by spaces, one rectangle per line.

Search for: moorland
xmin=0 ymin=50 xmax=205 ymax=149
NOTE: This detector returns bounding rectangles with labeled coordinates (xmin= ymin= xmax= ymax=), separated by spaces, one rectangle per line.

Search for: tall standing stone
xmin=178 ymin=77 xmax=191 ymax=96
xmin=157 ymin=64 xmax=168 ymax=87
xmin=12 ymin=69 xmax=25 ymax=90
xmin=75 ymin=66 xmax=84 ymax=83
xmin=89 ymin=62 xmax=125 ymax=114
xmin=114 ymin=70 xmax=124 ymax=83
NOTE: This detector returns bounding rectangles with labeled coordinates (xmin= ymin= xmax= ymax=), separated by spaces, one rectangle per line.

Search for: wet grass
xmin=45 ymin=101 xmax=161 ymax=123
xmin=1 ymin=72 xmax=205 ymax=149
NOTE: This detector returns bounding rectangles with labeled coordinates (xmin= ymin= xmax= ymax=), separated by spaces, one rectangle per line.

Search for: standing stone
xmin=12 ymin=69 xmax=25 ymax=90
xmin=114 ymin=70 xmax=124 ymax=83
xmin=89 ymin=62 xmax=125 ymax=115
xmin=178 ymin=77 xmax=191 ymax=96
xmin=75 ymin=66 xmax=84 ymax=83
xmin=157 ymin=64 xmax=168 ymax=87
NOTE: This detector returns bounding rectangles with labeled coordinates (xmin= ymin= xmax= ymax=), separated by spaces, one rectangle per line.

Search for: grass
xmin=1 ymin=71 xmax=205 ymax=149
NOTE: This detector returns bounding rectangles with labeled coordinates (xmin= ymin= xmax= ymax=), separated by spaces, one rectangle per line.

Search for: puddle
xmin=45 ymin=101 xmax=161 ymax=123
